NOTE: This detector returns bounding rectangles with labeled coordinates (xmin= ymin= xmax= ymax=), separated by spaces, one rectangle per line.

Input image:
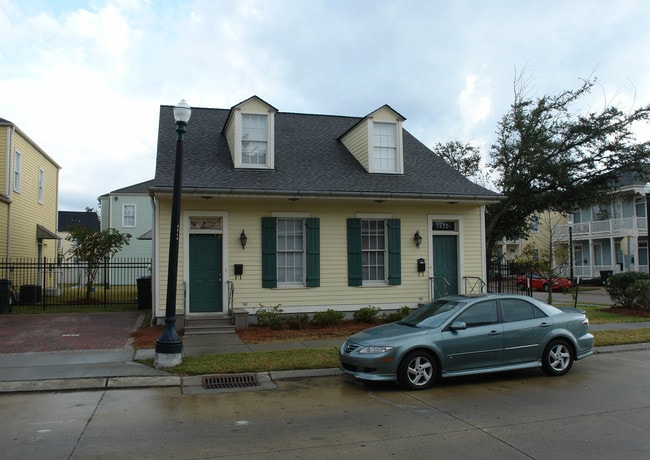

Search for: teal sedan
xmin=339 ymin=294 xmax=594 ymax=390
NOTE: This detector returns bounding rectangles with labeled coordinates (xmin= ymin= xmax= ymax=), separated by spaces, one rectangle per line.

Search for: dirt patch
xmin=600 ymin=307 xmax=650 ymax=318
xmin=237 ymin=321 xmax=372 ymax=344
xmin=130 ymin=320 xmax=375 ymax=349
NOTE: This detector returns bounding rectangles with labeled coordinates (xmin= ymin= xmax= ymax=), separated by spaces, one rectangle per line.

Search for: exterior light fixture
xmin=240 ymin=229 xmax=248 ymax=249
xmin=155 ymin=99 xmax=191 ymax=368
xmin=414 ymin=230 xmax=422 ymax=248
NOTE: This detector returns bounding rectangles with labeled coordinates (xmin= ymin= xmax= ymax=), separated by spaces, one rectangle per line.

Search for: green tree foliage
xmin=66 ymin=228 xmax=131 ymax=299
xmin=485 ymin=75 xmax=650 ymax=251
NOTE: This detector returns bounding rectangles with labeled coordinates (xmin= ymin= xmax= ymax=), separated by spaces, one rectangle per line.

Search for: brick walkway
xmin=0 ymin=312 xmax=142 ymax=354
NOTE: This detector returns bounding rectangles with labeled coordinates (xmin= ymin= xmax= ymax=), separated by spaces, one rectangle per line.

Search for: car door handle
xmin=488 ymin=330 xmax=501 ymax=335
xmin=539 ymin=322 xmax=551 ymax=328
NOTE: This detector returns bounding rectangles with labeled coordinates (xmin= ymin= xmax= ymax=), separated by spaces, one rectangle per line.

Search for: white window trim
xmin=38 ymin=168 xmax=44 ymax=204
xmin=428 ymin=214 xmax=464 ymax=292
xmin=368 ymin=120 xmax=403 ymax=174
xmin=356 ymin=213 xmax=393 ymax=286
xmin=13 ymin=150 xmax=21 ymax=193
xmin=272 ymin=212 xmax=310 ymax=288
xmin=122 ymin=204 xmax=136 ymax=228
xmin=235 ymin=110 xmax=275 ymax=169
xmin=182 ymin=211 xmax=230 ymax=315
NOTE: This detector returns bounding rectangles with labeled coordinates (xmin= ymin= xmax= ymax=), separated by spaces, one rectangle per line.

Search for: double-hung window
xmin=372 ymin=122 xmax=398 ymax=173
xmin=38 ymin=168 xmax=44 ymax=204
xmin=277 ymin=218 xmax=305 ymax=285
xmin=362 ymin=219 xmax=386 ymax=282
xmin=13 ymin=151 xmax=21 ymax=193
xmin=347 ymin=218 xmax=401 ymax=286
xmin=262 ymin=217 xmax=320 ymax=288
xmin=242 ymin=114 xmax=267 ymax=167
xmin=123 ymin=204 xmax=136 ymax=227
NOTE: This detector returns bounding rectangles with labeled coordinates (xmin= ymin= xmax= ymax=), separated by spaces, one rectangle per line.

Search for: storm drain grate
xmin=202 ymin=373 xmax=259 ymax=389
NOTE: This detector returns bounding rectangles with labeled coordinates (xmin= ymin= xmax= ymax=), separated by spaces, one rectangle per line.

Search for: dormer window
xmin=372 ymin=122 xmax=398 ymax=173
xmin=242 ymin=114 xmax=268 ymax=166
xmin=224 ymin=96 xmax=277 ymax=170
xmin=339 ymin=104 xmax=405 ymax=175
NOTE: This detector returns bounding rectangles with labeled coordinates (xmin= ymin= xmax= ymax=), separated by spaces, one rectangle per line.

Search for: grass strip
xmin=139 ymin=328 xmax=650 ymax=376
xmin=140 ymin=347 xmax=340 ymax=376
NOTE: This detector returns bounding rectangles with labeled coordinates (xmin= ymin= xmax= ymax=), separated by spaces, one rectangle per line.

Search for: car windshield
xmin=398 ymin=300 xmax=461 ymax=329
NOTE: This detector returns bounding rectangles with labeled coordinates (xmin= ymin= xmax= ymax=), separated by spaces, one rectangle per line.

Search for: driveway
xmin=0 ymin=312 xmax=143 ymax=354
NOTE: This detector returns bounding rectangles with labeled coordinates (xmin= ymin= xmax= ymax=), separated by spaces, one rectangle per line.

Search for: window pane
xmin=277 ymin=218 xmax=304 ymax=284
xmin=123 ymin=205 xmax=136 ymax=227
xmin=242 ymin=114 xmax=267 ymax=165
xmin=361 ymin=219 xmax=386 ymax=282
xmin=456 ymin=301 xmax=498 ymax=327
xmin=373 ymin=122 xmax=397 ymax=172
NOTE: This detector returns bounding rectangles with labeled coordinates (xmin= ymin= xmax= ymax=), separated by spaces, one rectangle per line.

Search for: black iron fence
xmin=486 ymin=258 xmax=532 ymax=296
xmin=0 ymin=257 xmax=152 ymax=310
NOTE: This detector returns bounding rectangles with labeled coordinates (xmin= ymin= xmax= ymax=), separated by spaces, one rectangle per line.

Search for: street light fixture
xmin=155 ymin=99 xmax=191 ymax=368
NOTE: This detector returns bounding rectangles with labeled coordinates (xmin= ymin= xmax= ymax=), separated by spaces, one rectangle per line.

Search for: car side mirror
xmin=450 ymin=321 xmax=467 ymax=331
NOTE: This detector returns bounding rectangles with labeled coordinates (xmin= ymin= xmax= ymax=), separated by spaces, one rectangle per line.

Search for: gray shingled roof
xmin=153 ymin=105 xmax=500 ymax=201
xmin=99 ymin=179 xmax=154 ymax=198
xmin=58 ymin=211 xmax=100 ymax=232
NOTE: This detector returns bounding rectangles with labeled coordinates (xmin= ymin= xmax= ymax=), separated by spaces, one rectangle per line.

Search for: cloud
xmin=1 ymin=0 xmax=649 ymax=210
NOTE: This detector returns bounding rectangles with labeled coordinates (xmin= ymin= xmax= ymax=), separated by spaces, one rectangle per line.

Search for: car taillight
xmin=582 ymin=318 xmax=590 ymax=326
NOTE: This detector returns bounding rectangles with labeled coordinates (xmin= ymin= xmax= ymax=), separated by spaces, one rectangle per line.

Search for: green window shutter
xmin=261 ymin=217 xmax=277 ymax=288
xmin=347 ymin=218 xmax=362 ymax=286
xmin=305 ymin=218 xmax=320 ymax=287
xmin=387 ymin=218 xmax=401 ymax=285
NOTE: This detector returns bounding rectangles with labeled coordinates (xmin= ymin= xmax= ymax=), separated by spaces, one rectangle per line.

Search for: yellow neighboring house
xmin=0 ymin=118 xmax=61 ymax=264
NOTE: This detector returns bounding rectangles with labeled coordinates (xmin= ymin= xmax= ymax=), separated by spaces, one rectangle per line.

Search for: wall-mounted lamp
xmin=240 ymin=229 xmax=248 ymax=249
xmin=414 ymin=230 xmax=422 ymax=248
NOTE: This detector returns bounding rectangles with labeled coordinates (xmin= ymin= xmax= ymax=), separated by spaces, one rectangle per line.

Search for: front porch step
xmin=184 ymin=317 xmax=236 ymax=335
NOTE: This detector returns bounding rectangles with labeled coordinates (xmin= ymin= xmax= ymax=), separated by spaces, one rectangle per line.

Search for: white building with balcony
xmin=554 ymin=180 xmax=649 ymax=279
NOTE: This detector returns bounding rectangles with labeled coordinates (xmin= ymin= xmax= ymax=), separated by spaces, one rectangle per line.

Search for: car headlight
xmin=358 ymin=346 xmax=394 ymax=354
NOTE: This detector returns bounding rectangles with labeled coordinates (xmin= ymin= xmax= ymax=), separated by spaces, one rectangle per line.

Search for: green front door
xmin=189 ymin=234 xmax=223 ymax=313
xmin=433 ymin=235 xmax=458 ymax=297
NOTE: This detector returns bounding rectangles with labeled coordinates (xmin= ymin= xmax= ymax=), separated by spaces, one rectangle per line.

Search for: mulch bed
xmin=130 ymin=320 xmax=374 ymax=349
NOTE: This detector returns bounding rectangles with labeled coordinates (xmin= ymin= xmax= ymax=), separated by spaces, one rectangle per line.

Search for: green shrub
xmin=382 ymin=306 xmax=412 ymax=322
xmin=604 ymin=272 xmax=649 ymax=308
xmin=626 ymin=279 xmax=650 ymax=311
xmin=256 ymin=304 xmax=285 ymax=329
xmin=311 ymin=309 xmax=344 ymax=327
xmin=284 ymin=313 xmax=310 ymax=329
xmin=353 ymin=306 xmax=381 ymax=324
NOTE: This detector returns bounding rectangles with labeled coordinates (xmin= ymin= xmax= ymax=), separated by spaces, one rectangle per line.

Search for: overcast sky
xmin=2 ymin=0 xmax=649 ymax=211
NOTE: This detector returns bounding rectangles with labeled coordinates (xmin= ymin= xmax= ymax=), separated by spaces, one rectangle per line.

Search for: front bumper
xmin=339 ymin=341 xmax=399 ymax=382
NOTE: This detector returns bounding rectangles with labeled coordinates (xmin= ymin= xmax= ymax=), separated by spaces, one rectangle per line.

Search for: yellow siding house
xmin=151 ymin=97 xmax=501 ymax=328
xmin=0 ymin=118 xmax=61 ymax=265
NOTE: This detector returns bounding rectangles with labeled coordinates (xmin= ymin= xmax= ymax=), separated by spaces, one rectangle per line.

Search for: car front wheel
xmin=397 ymin=350 xmax=438 ymax=390
xmin=542 ymin=339 xmax=573 ymax=376
xmin=543 ymin=283 xmax=550 ymax=292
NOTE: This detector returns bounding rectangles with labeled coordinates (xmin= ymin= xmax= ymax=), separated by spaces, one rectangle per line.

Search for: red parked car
xmin=517 ymin=273 xmax=573 ymax=292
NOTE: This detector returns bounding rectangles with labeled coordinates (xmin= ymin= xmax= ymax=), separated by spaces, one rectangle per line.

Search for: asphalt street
xmin=1 ymin=349 xmax=650 ymax=459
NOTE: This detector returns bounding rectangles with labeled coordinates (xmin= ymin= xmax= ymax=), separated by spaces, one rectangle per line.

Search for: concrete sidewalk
xmin=1 ymin=309 xmax=650 ymax=393
xmin=0 ymin=324 xmax=345 ymax=393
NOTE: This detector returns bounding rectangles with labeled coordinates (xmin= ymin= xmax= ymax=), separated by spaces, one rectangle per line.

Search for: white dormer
xmin=224 ymin=96 xmax=277 ymax=169
xmin=340 ymin=105 xmax=405 ymax=174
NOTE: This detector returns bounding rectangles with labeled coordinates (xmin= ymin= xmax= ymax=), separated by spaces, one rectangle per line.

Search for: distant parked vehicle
xmin=517 ymin=273 xmax=573 ymax=292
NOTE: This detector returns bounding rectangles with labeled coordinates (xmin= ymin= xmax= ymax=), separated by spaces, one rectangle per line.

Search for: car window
xmin=454 ymin=300 xmax=498 ymax=328
xmin=400 ymin=300 xmax=460 ymax=328
xmin=501 ymin=299 xmax=548 ymax=322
